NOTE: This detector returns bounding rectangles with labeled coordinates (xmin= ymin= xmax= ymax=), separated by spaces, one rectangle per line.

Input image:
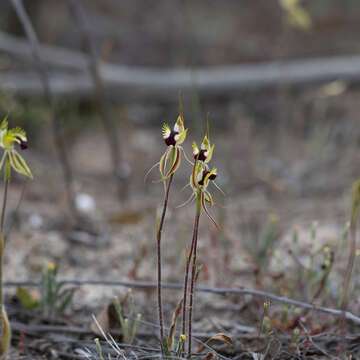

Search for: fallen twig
xmin=5 ymin=279 xmax=360 ymax=325
xmin=1 ymin=32 xmax=360 ymax=100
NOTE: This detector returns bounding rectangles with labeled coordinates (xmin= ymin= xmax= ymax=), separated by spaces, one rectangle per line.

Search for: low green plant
xmin=39 ymin=262 xmax=76 ymax=320
xmin=113 ymin=292 xmax=141 ymax=344
xmin=0 ymin=117 xmax=32 ymax=360
xmin=17 ymin=262 xmax=76 ymax=321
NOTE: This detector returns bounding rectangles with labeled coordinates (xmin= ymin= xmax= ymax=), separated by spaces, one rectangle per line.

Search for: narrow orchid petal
xmin=175 ymin=128 xmax=188 ymax=145
xmin=191 ymin=160 xmax=200 ymax=191
xmin=176 ymin=193 xmax=196 ymax=209
xmin=0 ymin=152 xmax=6 ymax=171
xmin=180 ymin=182 xmax=191 ymax=192
xmin=204 ymin=191 xmax=214 ymax=206
xmin=11 ymin=150 xmax=33 ymax=178
xmin=159 ymin=148 xmax=170 ymax=177
xmin=192 ymin=142 xmax=199 ymax=157
xmin=14 ymin=150 xmax=33 ymax=178
xmin=212 ymin=181 xmax=226 ymax=196
xmin=201 ymin=192 xmax=219 ymax=229
xmin=205 ymin=144 xmax=215 ymax=163
xmin=180 ymin=147 xmax=193 ymax=166
xmin=166 ymin=147 xmax=181 ymax=177
xmin=144 ymin=161 xmax=160 ymax=183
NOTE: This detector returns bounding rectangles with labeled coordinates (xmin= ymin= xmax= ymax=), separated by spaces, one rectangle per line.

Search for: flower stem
xmin=0 ymin=160 xmax=9 ymax=341
xmin=0 ymin=178 xmax=8 ymax=236
xmin=181 ymin=197 xmax=199 ymax=355
xmin=157 ymin=172 xmax=174 ymax=350
xmin=187 ymin=192 xmax=202 ymax=358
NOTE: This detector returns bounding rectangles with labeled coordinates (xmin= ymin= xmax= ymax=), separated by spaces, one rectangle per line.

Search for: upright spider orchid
xmin=180 ymin=123 xmax=219 ymax=228
xmin=190 ymin=155 xmax=218 ymax=228
xmin=159 ymin=112 xmax=188 ymax=182
xmin=0 ymin=118 xmax=33 ymax=179
xmin=145 ymin=98 xmax=189 ymax=351
xmin=0 ymin=117 xmax=32 ymax=360
xmin=181 ymin=122 xmax=222 ymax=358
xmin=145 ymin=100 xmax=188 ymax=187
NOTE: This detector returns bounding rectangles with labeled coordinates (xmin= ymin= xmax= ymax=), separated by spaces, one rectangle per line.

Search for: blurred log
xmin=1 ymin=31 xmax=360 ymax=101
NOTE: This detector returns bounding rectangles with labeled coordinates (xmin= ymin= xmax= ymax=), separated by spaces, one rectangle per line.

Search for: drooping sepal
xmin=8 ymin=150 xmax=33 ymax=179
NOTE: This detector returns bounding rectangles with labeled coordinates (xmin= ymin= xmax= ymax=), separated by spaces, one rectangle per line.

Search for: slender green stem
xmin=0 ymin=178 xmax=9 ymax=236
xmin=187 ymin=192 xmax=201 ymax=358
xmin=0 ymin=234 xmax=3 ymax=338
xmin=157 ymin=172 xmax=174 ymax=350
xmin=0 ymin=159 xmax=9 ymax=339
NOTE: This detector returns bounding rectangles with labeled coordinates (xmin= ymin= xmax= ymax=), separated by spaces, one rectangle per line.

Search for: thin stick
xmin=156 ymin=173 xmax=174 ymax=347
xmin=67 ymin=0 xmax=126 ymax=200
xmin=9 ymin=0 xmax=77 ymax=217
xmin=4 ymin=279 xmax=360 ymax=325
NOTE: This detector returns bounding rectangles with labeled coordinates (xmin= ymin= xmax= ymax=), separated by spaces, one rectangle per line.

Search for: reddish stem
xmin=157 ymin=173 xmax=174 ymax=349
xmin=187 ymin=210 xmax=200 ymax=358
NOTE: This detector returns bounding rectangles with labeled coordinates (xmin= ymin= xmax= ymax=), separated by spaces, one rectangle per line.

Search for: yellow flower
xmin=47 ymin=262 xmax=56 ymax=271
xmin=0 ymin=117 xmax=32 ymax=179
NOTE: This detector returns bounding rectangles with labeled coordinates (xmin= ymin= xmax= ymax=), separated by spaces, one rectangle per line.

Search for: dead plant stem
xmin=10 ymin=0 xmax=77 ymax=217
xmin=67 ymin=0 xmax=125 ymax=200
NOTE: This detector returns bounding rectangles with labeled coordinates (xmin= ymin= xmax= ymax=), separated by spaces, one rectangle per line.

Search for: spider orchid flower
xmin=0 ymin=118 xmax=33 ymax=179
xmin=159 ymin=114 xmax=188 ymax=180
xmin=192 ymin=121 xmax=214 ymax=164
xmin=188 ymin=159 xmax=218 ymax=228
xmin=145 ymin=100 xmax=189 ymax=184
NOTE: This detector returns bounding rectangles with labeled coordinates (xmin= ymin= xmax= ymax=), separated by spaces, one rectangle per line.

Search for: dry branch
xmin=67 ymin=0 xmax=126 ymax=200
xmin=5 ymin=279 xmax=360 ymax=325
xmin=1 ymin=31 xmax=360 ymax=101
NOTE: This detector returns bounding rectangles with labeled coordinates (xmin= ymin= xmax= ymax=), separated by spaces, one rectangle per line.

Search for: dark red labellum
xmin=198 ymin=149 xmax=207 ymax=162
xmin=164 ymin=131 xmax=178 ymax=146
xmin=16 ymin=137 xmax=28 ymax=150
xmin=198 ymin=169 xmax=217 ymax=186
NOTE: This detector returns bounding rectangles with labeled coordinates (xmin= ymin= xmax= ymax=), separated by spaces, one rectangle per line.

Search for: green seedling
xmin=0 ymin=117 xmax=32 ymax=360
xmin=113 ymin=292 xmax=141 ymax=344
xmin=94 ymin=338 xmax=105 ymax=360
xmin=39 ymin=262 xmax=76 ymax=320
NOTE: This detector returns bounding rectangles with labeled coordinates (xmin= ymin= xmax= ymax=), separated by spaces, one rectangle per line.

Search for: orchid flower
xmin=192 ymin=123 xmax=214 ymax=164
xmin=145 ymin=98 xmax=189 ymax=185
xmin=189 ymin=160 xmax=218 ymax=227
xmin=0 ymin=117 xmax=32 ymax=179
